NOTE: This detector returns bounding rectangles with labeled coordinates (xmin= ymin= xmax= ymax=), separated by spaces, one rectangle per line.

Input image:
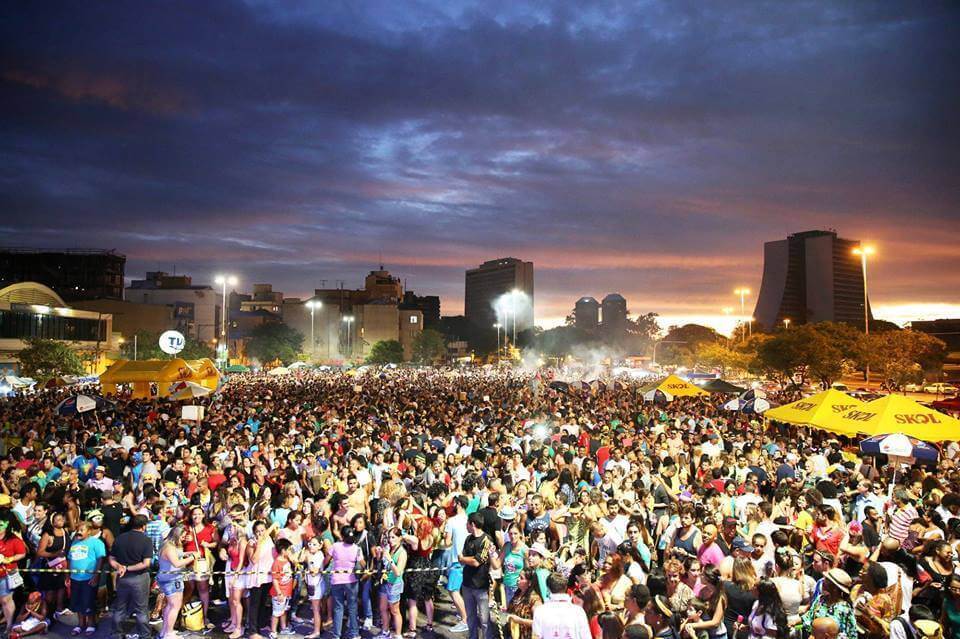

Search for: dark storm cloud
xmin=1 ymin=1 xmax=958 ymax=323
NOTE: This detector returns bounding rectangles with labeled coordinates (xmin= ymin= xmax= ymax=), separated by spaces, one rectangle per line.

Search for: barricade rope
xmin=14 ymin=565 xmax=446 ymax=576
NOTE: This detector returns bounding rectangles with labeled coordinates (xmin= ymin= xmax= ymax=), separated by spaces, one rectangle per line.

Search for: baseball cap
xmin=731 ymin=537 xmax=754 ymax=553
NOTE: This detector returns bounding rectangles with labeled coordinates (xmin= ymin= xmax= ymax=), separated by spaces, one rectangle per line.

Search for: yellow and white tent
xmin=764 ymin=389 xmax=864 ymax=435
xmin=648 ymin=374 xmax=709 ymax=399
xmin=827 ymin=394 xmax=960 ymax=441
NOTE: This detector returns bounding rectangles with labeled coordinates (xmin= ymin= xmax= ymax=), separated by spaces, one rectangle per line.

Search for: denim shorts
xmin=157 ymin=578 xmax=184 ymax=596
xmin=272 ymin=595 xmax=289 ymax=617
xmin=382 ymin=579 xmax=403 ymax=604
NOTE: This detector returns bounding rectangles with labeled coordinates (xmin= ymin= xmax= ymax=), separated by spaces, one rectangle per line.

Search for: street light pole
xmin=853 ymin=245 xmax=875 ymax=383
xmin=215 ymin=275 xmax=238 ymax=366
xmin=734 ymin=288 xmax=750 ymax=342
xmin=494 ymin=323 xmax=501 ymax=363
xmin=342 ymin=316 xmax=355 ymax=360
xmin=306 ymin=301 xmax=322 ymax=359
xmin=511 ymin=291 xmax=516 ymax=346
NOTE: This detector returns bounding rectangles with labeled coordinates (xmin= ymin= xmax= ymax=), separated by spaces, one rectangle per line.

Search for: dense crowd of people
xmin=0 ymin=367 xmax=957 ymax=639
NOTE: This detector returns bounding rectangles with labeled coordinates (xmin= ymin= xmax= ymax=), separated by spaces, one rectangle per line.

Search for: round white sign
xmin=159 ymin=330 xmax=186 ymax=355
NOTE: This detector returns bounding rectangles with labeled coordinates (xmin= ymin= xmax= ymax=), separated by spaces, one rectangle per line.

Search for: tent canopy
xmin=701 ymin=379 xmax=747 ymax=394
xmin=829 ymin=394 xmax=960 ymax=441
xmin=765 ymin=389 xmax=864 ymax=435
xmin=100 ymin=358 xmax=220 ymax=398
xmin=653 ymin=374 xmax=709 ymax=397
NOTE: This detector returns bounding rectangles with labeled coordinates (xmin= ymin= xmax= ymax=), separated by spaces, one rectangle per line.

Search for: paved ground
xmin=30 ymin=595 xmax=474 ymax=639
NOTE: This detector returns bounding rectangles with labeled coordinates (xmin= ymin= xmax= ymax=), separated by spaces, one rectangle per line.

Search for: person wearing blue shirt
xmin=72 ymin=453 xmax=99 ymax=483
xmin=68 ymin=522 xmax=107 ymax=634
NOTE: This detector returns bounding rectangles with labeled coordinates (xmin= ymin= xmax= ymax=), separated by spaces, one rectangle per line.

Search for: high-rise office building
xmin=753 ymin=230 xmax=872 ymax=331
xmin=574 ymin=297 xmax=600 ymax=331
xmin=464 ymin=257 xmax=534 ymax=333
xmin=601 ymin=293 xmax=628 ymax=334
xmin=0 ymin=248 xmax=126 ymax=301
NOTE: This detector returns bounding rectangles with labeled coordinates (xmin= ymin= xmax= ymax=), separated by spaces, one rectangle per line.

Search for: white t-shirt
xmin=354 ymin=467 xmax=372 ymax=488
xmin=532 ymin=594 xmax=592 ymax=639
xmin=445 ymin=514 xmax=469 ymax=558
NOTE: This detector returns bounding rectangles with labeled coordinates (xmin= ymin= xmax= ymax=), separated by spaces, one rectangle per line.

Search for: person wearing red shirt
xmin=183 ymin=506 xmax=219 ymax=630
xmin=810 ymin=504 xmax=844 ymax=559
xmin=0 ymin=517 xmax=27 ymax=632
xmin=270 ymin=538 xmax=296 ymax=636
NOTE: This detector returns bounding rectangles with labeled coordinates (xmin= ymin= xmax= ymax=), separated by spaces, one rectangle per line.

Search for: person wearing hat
xmin=800 ymin=568 xmax=857 ymax=639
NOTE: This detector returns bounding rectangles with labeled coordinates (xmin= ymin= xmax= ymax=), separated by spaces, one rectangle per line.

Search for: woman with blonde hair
xmin=722 ymin=558 xmax=758 ymax=639
xmin=156 ymin=525 xmax=196 ymax=639
xmin=219 ymin=526 xmax=248 ymax=639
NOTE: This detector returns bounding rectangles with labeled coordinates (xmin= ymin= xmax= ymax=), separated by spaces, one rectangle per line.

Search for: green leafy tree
xmin=695 ymin=341 xmax=751 ymax=376
xmin=865 ymin=329 xmax=946 ymax=388
xmin=17 ymin=338 xmax=85 ymax=378
xmin=120 ymin=330 xmax=215 ymax=360
xmin=810 ymin=322 xmax=867 ymax=369
xmin=246 ymin=323 xmax=304 ymax=365
xmin=623 ymin=312 xmax=660 ymax=355
xmin=366 ymin=340 xmax=405 ymax=364
xmin=754 ymin=324 xmax=849 ymax=388
xmin=412 ymin=329 xmax=448 ymax=364
xmin=657 ymin=323 xmax=719 ymax=366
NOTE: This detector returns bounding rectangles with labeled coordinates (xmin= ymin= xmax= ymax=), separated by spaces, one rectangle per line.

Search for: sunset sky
xmin=2 ymin=1 xmax=958 ymax=334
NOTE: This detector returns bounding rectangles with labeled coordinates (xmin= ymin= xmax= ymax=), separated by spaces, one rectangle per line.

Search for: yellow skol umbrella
xmin=655 ymin=374 xmax=709 ymax=397
xmin=764 ymin=388 xmax=864 ymax=435
xmin=829 ymin=394 xmax=960 ymax=441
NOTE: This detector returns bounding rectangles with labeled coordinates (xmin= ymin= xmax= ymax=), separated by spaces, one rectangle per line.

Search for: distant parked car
xmin=830 ymin=382 xmax=849 ymax=392
xmin=903 ymin=383 xmax=924 ymax=392
xmin=924 ymin=383 xmax=958 ymax=395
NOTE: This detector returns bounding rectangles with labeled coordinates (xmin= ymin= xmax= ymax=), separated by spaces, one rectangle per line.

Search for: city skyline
xmin=3 ymin=2 xmax=958 ymax=334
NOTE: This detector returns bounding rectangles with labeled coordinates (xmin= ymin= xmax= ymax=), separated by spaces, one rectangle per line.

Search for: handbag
xmin=6 ymin=570 xmax=23 ymax=590
xmin=191 ymin=525 xmax=210 ymax=575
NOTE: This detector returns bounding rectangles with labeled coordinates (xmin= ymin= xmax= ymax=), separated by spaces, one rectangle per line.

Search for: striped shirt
xmin=888 ymin=504 xmax=918 ymax=543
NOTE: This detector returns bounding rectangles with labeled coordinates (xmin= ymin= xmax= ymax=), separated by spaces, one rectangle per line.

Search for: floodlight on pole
xmin=342 ymin=315 xmax=355 ymax=358
xmin=214 ymin=274 xmax=238 ymax=366
xmin=306 ymin=300 xmax=322 ymax=357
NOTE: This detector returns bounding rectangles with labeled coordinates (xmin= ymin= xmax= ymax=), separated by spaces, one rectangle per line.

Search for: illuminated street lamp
xmin=511 ymin=288 xmax=521 ymax=345
xmin=493 ymin=323 xmax=501 ymax=362
xmin=733 ymin=288 xmax=750 ymax=340
xmin=783 ymin=318 xmax=791 ymax=330
xmin=306 ymin=300 xmax=322 ymax=357
xmin=852 ymin=244 xmax=876 ymax=382
xmin=214 ymin=275 xmax=238 ymax=365
xmin=342 ymin=315 xmax=355 ymax=358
